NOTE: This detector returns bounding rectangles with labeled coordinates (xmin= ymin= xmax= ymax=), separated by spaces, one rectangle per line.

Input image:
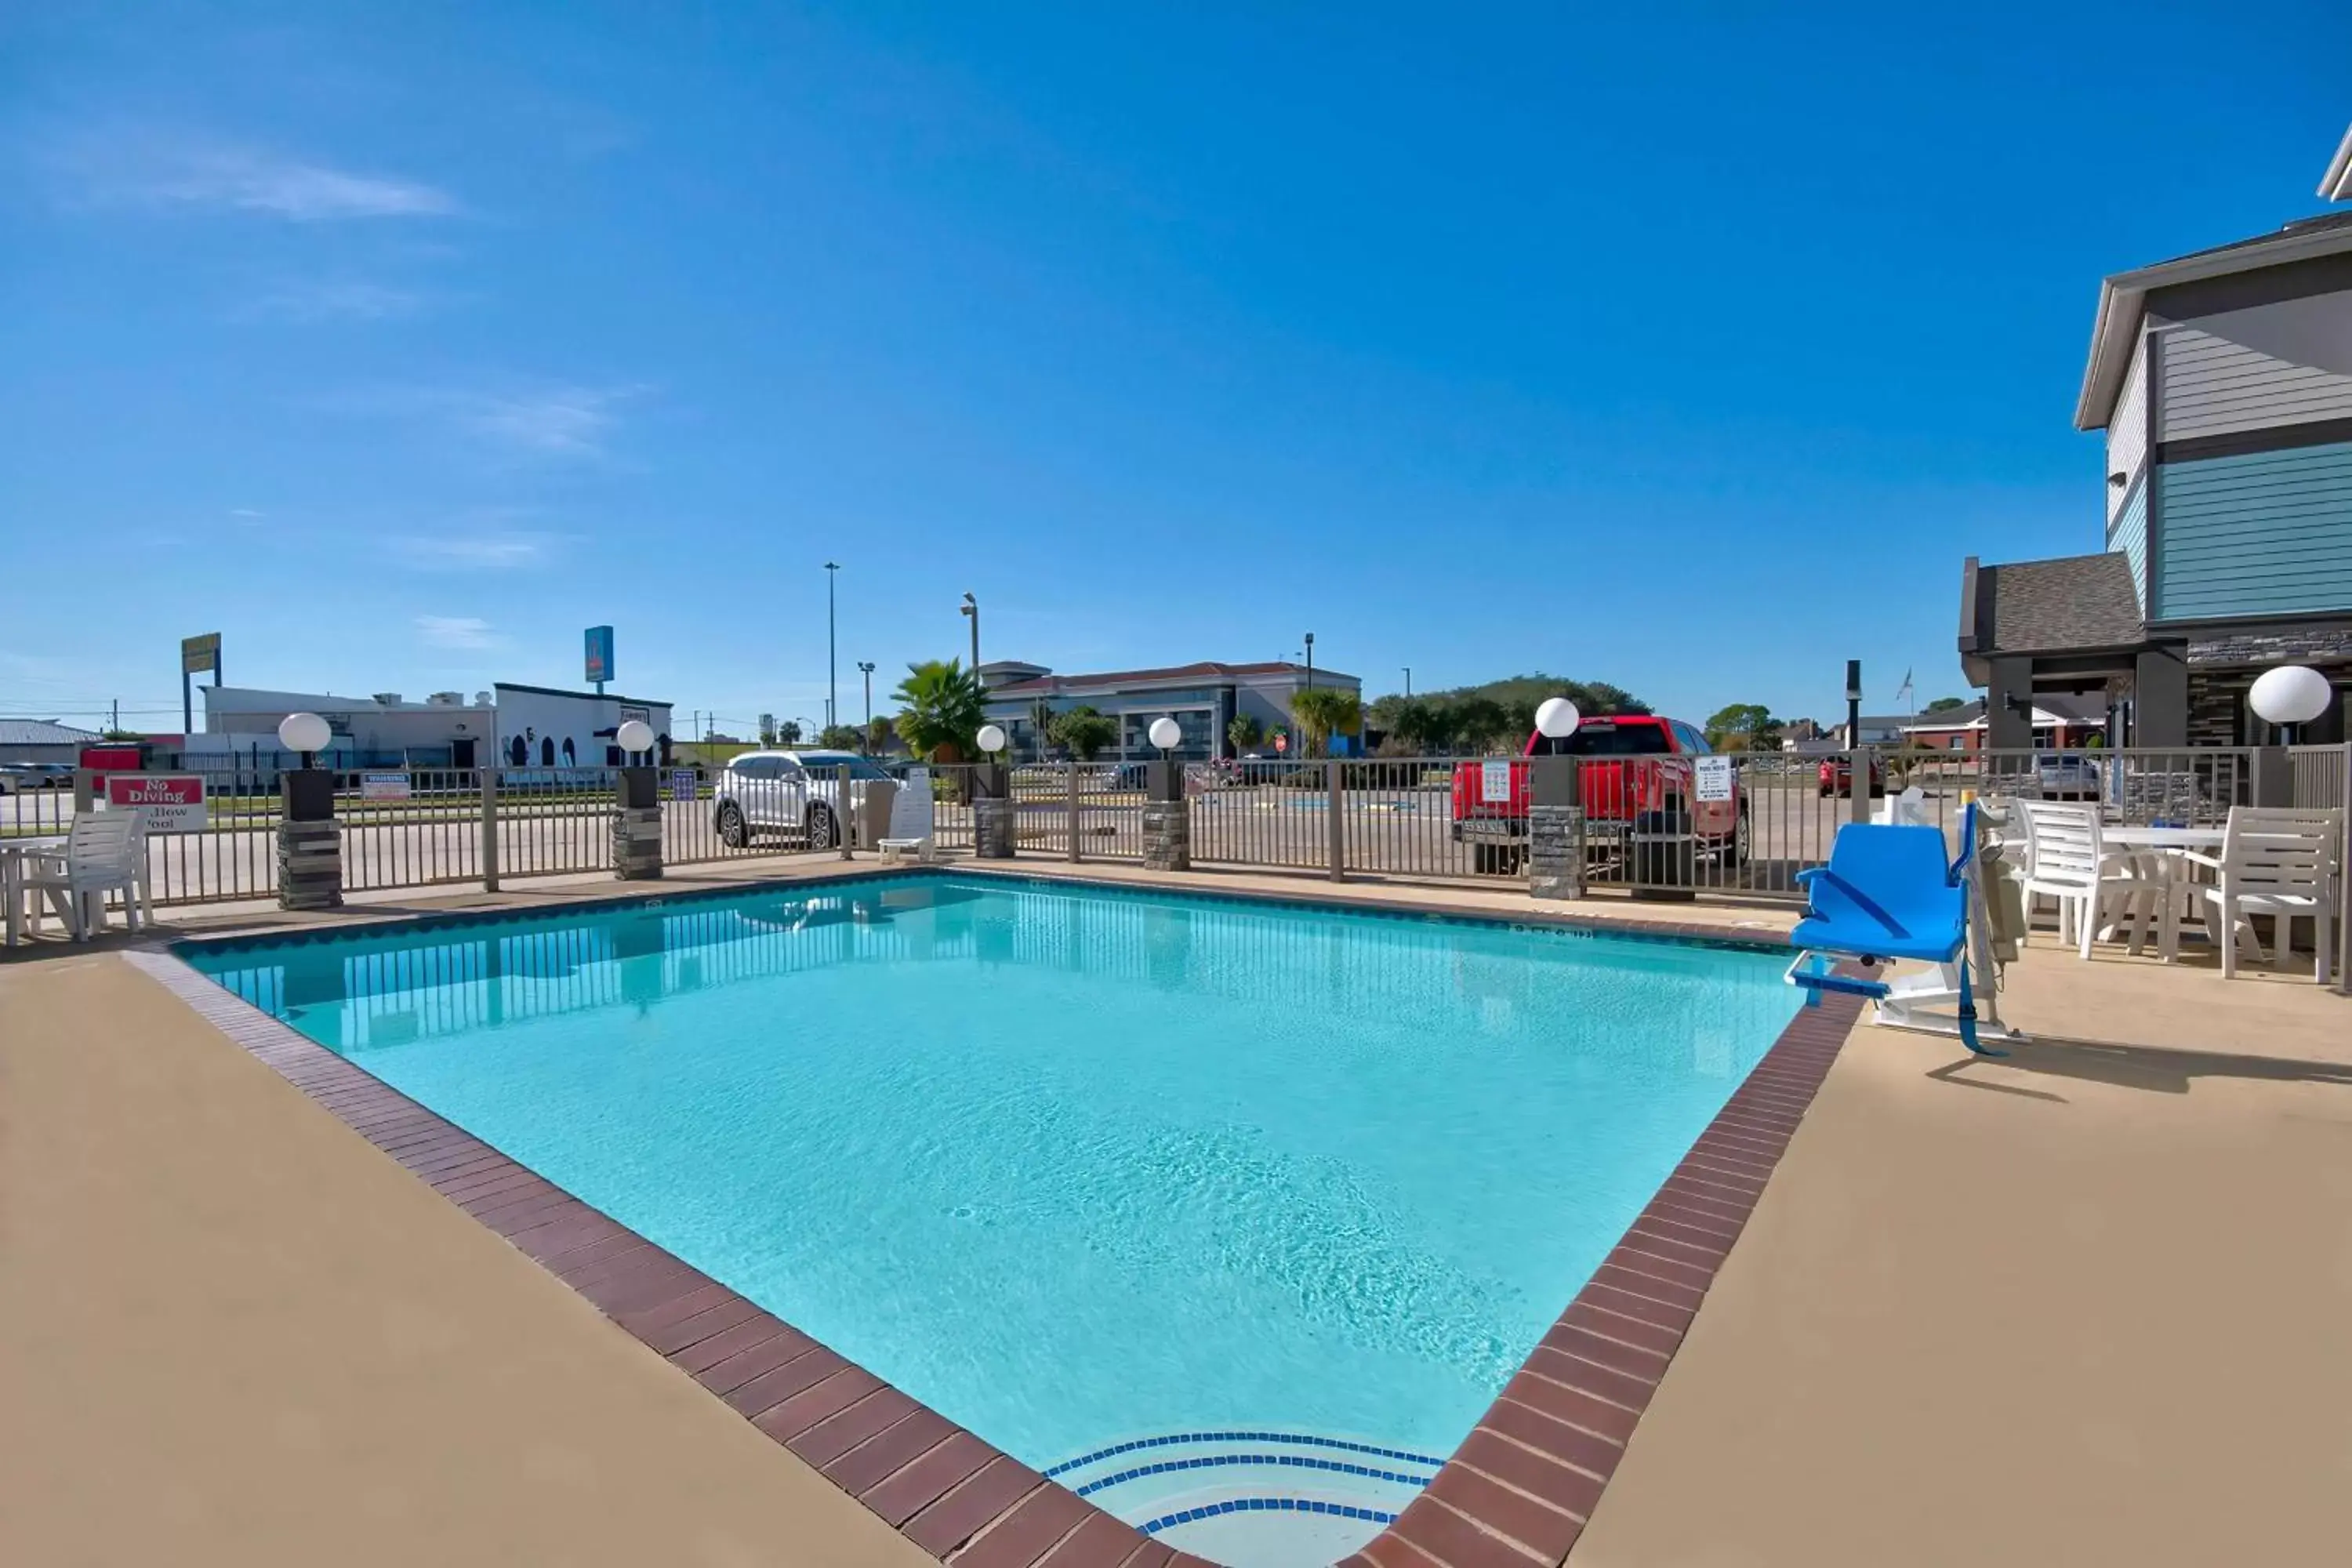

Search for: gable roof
xmin=1958 ymin=553 xmax=2146 ymax=680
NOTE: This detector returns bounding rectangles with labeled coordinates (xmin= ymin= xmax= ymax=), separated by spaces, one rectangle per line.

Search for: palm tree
xmin=1049 ymin=705 xmax=1119 ymax=760
xmin=891 ymin=659 xmax=988 ymax=762
xmin=1227 ymin=713 xmax=1265 ymax=753
xmin=1289 ymin=688 xmax=1363 ymax=757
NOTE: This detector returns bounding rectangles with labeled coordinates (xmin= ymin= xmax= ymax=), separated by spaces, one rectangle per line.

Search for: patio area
xmin=2 ymin=858 xmax=2346 ymax=1566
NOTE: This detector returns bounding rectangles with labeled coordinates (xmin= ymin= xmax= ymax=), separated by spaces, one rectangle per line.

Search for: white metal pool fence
xmin=5 ymin=746 xmax=2343 ymax=920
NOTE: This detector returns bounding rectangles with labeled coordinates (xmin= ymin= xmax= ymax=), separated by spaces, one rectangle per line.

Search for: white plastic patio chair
xmin=2013 ymin=799 xmax=2147 ymax=960
xmin=878 ymin=767 xmax=938 ymax=863
xmin=2179 ymin=807 xmax=2341 ymax=982
xmin=23 ymin=812 xmax=151 ymax=942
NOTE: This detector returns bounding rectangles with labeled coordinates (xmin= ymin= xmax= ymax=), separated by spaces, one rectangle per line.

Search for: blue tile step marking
xmin=1046 ymin=1429 xmax=1447 ymax=1479
xmin=1141 ymin=1497 xmax=1399 ymax=1535
xmin=1073 ymin=1452 xmax=1436 ymax=1498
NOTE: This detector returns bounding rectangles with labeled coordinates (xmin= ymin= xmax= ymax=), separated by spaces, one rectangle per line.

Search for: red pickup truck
xmin=1450 ymin=714 xmax=1748 ymax=874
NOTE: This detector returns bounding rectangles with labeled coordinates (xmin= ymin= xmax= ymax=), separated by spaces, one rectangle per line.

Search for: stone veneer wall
xmin=2184 ymin=626 xmax=2352 ymax=746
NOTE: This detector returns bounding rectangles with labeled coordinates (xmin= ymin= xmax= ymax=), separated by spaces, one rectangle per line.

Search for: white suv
xmin=713 ymin=750 xmax=894 ymax=849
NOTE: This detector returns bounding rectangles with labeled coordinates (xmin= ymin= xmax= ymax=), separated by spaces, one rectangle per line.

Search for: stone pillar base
xmin=278 ymin=818 xmax=343 ymax=910
xmin=612 ymin=805 xmax=663 ymax=880
xmin=1143 ymin=801 xmax=1191 ymax=872
xmin=974 ymin=796 xmax=1017 ymax=859
xmin=1528 ymin=804 xmax=1584 ymax=901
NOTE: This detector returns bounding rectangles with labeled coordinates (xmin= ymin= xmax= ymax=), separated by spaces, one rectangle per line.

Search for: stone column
xmin=613 ymin=767 xmax=663 ymax=880
xmin=1527 ymin=754 xmax=1584 ymax=901
xmin=1142 ymin=758 xmax=1191 ymax=872
xmin=277 ymin=767 xmax=342 ymax=910
xmin=973 ymin=763 xmax=1016 ymax=859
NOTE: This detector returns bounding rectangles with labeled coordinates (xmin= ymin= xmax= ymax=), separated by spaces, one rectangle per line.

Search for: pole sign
xmin=181 ymin=632 xmax=221 ymax=674
xmin=1274 ymin=731 xmax=1289 ymax=754
xmin=584 ymin=625 xmax=615 ymax=684
xmin=1694 ymin=755 xmax=1735 ymax=803
xmin=105 ymin=774 xmax=208 ymax=833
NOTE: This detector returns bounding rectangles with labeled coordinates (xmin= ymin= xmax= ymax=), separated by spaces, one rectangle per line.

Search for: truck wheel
xmin=1726 ymin=805 xmax=1751 ymax=866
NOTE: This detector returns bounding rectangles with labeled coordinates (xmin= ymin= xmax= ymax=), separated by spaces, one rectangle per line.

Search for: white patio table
xmin=2102 ymin=825 xmax=2226 ymax=963
xmin=1 ymin=835 xmax=69 ymax=947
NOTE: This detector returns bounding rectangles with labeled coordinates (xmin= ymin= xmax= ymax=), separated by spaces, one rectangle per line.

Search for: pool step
xmin=1045 ymin=1430 xmax=1439 ymax=1567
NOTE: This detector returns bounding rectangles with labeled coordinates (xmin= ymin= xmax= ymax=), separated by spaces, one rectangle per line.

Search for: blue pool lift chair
xmin=1786 ymin=804 xmax=2018 ymax=1057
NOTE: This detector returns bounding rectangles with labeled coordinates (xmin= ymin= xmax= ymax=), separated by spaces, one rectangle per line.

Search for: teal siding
xmin=2106 ymin=478 xmax=2147 ymax=612
xmin=2152 ymin=440 xmax=2352 ymax=621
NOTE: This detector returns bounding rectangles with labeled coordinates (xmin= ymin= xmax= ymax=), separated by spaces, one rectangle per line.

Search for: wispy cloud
xmin=393 ymin=531 xmax=559 ymax=570
xmin=227 ymin=507 xmax=264 ymax=520
xmin=52 ymin=128 xmax=458 ymax=221
xmin=239 ymin=278 xmax=431 ymax=323
xmin=449 ymin=386 xmax=638 ymax=456
xmin=415 ymin=615 xmax=502 ymax=651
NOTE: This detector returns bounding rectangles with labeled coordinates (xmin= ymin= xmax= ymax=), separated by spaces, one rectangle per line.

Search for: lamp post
xmin=275 ymin=712 xmax=340 ymax=909
xmin=1403 ymin=666 xmax=1411 ymax=699
xmin=857 ymin=661 xmax=877 ymax=742
xmin=960 ymin=592 xmax=979 ymax=671
xmin=1304 ymin=632 xmax=1315 ymax=691
xmin=825 ymin=561 xmax=840 ymax=731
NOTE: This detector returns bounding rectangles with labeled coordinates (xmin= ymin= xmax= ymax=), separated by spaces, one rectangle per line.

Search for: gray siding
xmin=2107 ymin=338 xmax=2148 ymax=524
xmin=2151 ymin=438 xmax=2352 ymax=620
xmin=2153 ymin=292 xmax=2352 ymax=441
xmin=2106 ymin=477 xmax=2148 ymax=612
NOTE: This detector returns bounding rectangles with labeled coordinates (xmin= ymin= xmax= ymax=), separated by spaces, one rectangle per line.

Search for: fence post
xmin=1327 ymin=758 xmax=1345 ymax=881
xmin=1066 ymin=761 xmax=1081 ymax=862
xmin=2339 ymin=743 xmax=2351 ymax=998
xmin=613 ymin=767 xmax=662 ymax=880
xmin=479 ymin=768 xmax=500 ymax=891
xmin=2249 ymin=746 xmax=2292 ymax=808
xmin=278 ymin=767 xmax=343 ymax=910
xmin=837 ymin=763 xmax=855 ymax=858
xmin=1848 ymin=748 xmax=1875 ymax=825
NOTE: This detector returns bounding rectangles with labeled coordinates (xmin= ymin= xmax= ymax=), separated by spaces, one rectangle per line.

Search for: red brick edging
xmin=129 ymin=902 xmax=1862 ymax=1568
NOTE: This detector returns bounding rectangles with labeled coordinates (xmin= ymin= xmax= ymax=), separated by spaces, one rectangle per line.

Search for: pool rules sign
xmin=105 ymin=774 xmax=208 ymax=833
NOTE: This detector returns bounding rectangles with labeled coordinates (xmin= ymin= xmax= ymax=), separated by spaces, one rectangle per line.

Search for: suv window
xmin=1545 ymin=721 xmax=1671 ymax=757
xmin=732 ymin=757 xmax=779 ymax=781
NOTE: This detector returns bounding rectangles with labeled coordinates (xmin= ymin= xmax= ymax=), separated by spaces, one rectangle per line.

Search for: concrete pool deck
xmin=4 ymin=854 xmax=2347 ymax=1566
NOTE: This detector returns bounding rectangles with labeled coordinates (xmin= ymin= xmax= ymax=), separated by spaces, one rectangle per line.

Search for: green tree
xmin=864 ymin=716 xmax=894 ymax=755
xmin=1227 ymin=713 xmax=1265 ymax=753
xmin=1923 ymin=695 xmax=1969 ymax=713
xmin=1387 ymin=699 xmax=1454 ymax=755
xmin=1450 ymin=696 xmax=1509 ymax=753
xmin=816 ymin=724 xmax=863 ymax=750
xmin=891 ymin=659 xmax=987 ymax=762
xmin=1704 ymin=702 xmax=1780 ymax=750
xmin=1049 ymin=705 xmax=1119 ymax=760
xmin=1290 ymin=688 xmax=1363 ymax=757
xmin=775 ymin=719 xmax=803 ymax=746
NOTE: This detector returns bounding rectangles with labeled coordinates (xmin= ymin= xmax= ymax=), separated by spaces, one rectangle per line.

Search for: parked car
xmin=712 ymin=750 xmax=895 ymax=848
xmin=1449 ymin=714 xmax=1748 ymax=875
xmin=1817 ymin=753 xmax=1886 ymax=798
xmin=0 ymin=765 xmax=27 ymax=795
xmin=2033 ymin=753 xmax=2103 ymax=800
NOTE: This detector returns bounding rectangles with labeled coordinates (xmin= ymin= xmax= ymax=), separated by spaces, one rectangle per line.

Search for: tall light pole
xmin=825 ymin=561 xmax=841 ymax=731
xmin=1303 ymin=632 xmax=1315 ymax=691
xmin=858 ymin=661 xmax=877 ymax=739
xmin=1403 ymin=666 xmax=1411 ymax=699
xmin=960 ymin=592 xmax=979 ymax=671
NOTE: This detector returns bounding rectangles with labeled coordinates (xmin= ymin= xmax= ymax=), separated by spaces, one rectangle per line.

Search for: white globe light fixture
xmin=1148 ymin=715 xmax=1182 ymax=752
xmin=278 ymin=711 xmax=332 ymax=763
xmin=976 ymin=723 xmax=1007 ymax=756
xmin=615 ymin=719 xmax=655 ymax=757
xmin=2249 ymin=664 xmax=2332 ymax=738
xmin=1534 ymin=697 xmax=1581 ymax=740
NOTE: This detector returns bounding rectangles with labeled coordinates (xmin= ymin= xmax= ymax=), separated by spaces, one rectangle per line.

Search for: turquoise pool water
xmin=184 ymin=876 xmax=1797 ymax=1489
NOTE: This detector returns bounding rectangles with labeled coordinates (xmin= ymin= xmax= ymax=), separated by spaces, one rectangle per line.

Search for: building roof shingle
xmin=986 ymin=660 xmax=1359 ymax=697
xmin=1974 ymin=553 xmax=2145 ymax=655
xmin=0 ymin=719 xmax=101 ymax=746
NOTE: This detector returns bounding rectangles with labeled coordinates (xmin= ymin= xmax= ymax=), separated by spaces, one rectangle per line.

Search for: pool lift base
xmin=1784 ymin=804 xmax=2024 ymax=1059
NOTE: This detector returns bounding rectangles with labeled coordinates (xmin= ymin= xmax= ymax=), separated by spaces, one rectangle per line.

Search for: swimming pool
xmin=183 ymin=874 xmax=1802 ymax=1563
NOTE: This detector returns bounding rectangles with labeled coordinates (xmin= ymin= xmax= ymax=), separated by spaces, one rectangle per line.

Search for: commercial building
xmin=978 ymin=659 xmax=1364 ymax=760
xmin=0 ymin=719 xmax=101 ymax=766
xmin=197 ymin=684 xmax=673 ymax=770
xmin=1959 ymin=122 xmax=2352 ymax=746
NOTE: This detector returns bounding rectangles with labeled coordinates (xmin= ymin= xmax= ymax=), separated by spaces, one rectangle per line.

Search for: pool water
xmin=186 ymin=876 xmax=1798 ymax=1559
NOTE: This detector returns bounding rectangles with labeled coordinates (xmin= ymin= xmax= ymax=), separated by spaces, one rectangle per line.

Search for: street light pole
xmin=858 ymin=662 xmax=876 ymax=737
xmin=825 ymin=562 xmax=841 ymax=731
xmin=1304 ymin=632 xmax=1315 ymax=691
xmin=961 ymin=592 xmax=979 ymax=671
xmin=1403 ymin=666 xmax=1411 ymax=699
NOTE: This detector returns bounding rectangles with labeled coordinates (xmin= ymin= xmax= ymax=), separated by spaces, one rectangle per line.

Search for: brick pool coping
xmin=129 ymin=873 xmax=1865 ymax=1568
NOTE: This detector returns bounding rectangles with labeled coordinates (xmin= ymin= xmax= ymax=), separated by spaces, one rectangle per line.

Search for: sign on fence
xmin=1693 ymin=755 xmax=1734 ymax=803
xmin=668 ymin=768 xmax=698 ymax=802
xmin=1480 ymin=760 xmax=1512 ymax=804
xmin=105 ymin=774 xmax=207 ymax=833
xmin=361 ymin=771 xmax=412 ymax=800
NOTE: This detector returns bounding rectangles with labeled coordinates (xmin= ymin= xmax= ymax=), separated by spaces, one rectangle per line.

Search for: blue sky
xmin=4 ymin=2 xmax=2347 ymax=736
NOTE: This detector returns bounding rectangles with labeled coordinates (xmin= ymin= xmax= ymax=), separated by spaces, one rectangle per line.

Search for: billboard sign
xmin=181 ymin=632 xmax=221 ymax=674
xmin=584 ymin=625 xmax=615 ymax=684
xmin=105 ymin=774 xmax=208 ymax=833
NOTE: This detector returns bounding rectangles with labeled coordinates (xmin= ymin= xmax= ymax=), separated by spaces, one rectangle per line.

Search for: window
xmin=793 ymin=753 xmax=891 ymax=780
xmin=1538 ymin=721 xmax=1671 ymax=757
xmin=732 ymin=757 xmax=779 ymax=780
xmin=1671 ymin=721 xmax=1712 ymax=754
